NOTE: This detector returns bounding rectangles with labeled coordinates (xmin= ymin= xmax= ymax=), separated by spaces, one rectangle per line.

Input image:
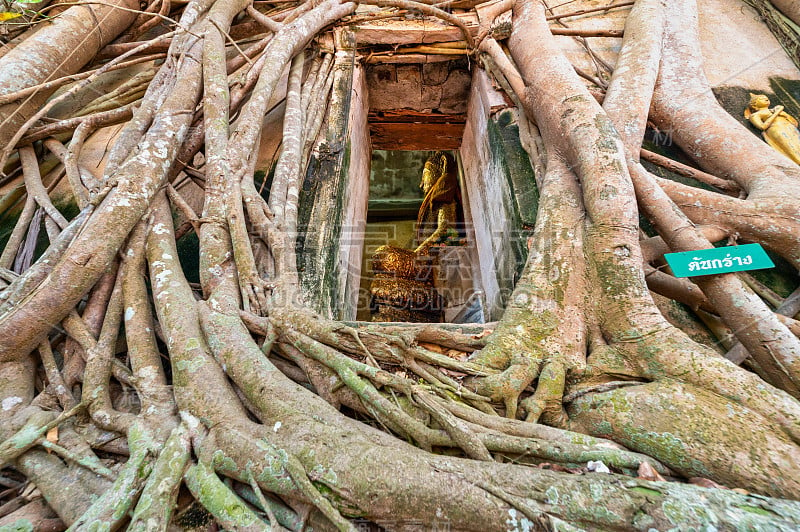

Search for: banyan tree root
xmin=0 ymin=0 xmax=800 ymax=529
xmin=471 ymin=0 xmax=800 ymax=499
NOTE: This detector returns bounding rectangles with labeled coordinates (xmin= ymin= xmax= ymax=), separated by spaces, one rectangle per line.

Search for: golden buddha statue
xmin=370 ymin=151 xmax=462 ymax=322
xmin=745 ymin=93 xmax=800 ymax=165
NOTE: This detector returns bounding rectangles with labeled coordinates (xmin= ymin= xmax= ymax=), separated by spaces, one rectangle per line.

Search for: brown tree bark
xmin=1 ymin=0 xmax=800 ymax=529
xmin=0 ymin=0 xmax=140 ymax=154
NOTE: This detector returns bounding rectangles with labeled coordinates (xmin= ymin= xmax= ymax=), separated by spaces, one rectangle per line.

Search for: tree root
xmin=4 ymin=0 xmax=800 ymax=528
xmin=184 ymin=461 xmax=266 ymax=531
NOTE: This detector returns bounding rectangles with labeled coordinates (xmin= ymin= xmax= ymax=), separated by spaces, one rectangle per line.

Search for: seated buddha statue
xmin=370 ymin=151 xmax=462 ymax=322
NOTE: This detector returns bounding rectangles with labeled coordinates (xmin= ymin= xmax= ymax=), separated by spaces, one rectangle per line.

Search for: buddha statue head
xmin=745 ymin=93 xmax=771 ymax=118
xmin=418 ymin=152 xmax=458 ymax=209
xmin=421 ymin=151 xmax=447 ymax=194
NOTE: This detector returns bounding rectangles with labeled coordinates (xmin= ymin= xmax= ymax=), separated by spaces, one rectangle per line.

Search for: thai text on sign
xmin=664 ymin=243 xmax=774 ymax=278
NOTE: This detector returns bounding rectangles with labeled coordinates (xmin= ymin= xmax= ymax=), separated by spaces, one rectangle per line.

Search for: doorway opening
xmin=297 ymin=55 xmax=533 ymax=323
xmin=356 ymin=150 xmax=484 ymax=324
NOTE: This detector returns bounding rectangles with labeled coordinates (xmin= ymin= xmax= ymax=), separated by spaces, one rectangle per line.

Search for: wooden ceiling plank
xmin=369 ymin=122 xmax=465 ymax=150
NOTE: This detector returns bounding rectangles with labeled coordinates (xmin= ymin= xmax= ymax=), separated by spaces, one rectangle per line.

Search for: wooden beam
xmin=362 ymin=53 xmax=458 ymax=64
xmin=546 ymin=1 xmax=635 ymax=21
xmin=353 ymin=13 xmax=478 ymax=45
xmin=369 ymin=121 xmax=465 ymax=150
xmin=352 ymin=16 xmax=621 ymax=48
xmin=552 ymin=28 xmax=623 ymax=37
xmin=369 ymin=110 xmax=466 ymax=123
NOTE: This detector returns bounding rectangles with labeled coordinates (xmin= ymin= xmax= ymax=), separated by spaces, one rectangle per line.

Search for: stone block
xmin=422 ymin=62 xmax=450 ymax=85
xmin=439 ymin=69 xmax=471 ymax=114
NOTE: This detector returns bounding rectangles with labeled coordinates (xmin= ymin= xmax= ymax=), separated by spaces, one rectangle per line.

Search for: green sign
xmin=664 ymin=243 xmax=774 ymax=277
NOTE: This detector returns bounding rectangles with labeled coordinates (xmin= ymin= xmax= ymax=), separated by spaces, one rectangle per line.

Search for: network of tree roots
xmin=2 ymin=0 xmax=800 ymax=530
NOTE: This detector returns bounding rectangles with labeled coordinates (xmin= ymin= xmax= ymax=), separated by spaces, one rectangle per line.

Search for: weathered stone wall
xmin=337 ymin=64 xmax=372 ymax=321
xmin=366 ymin=59 xmax=470 ymax=150
xmin=366 ymin=61 xmax=471 ymax=114
xmin=369 ymin=150 xmax=431 ymax=200
xmin=459 ymin=69 xmax=533 ymax=321
xmin=297 ymin=49 xmax=358 ymax=318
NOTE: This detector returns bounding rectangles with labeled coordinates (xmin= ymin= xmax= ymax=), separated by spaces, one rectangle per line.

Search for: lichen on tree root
xmin=2 ymin=0 xmax=800 ymax=528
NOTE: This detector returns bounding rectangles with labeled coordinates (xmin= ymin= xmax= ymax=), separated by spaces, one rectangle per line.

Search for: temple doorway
xmin=295 ymin=55 xmax=534 ymax=324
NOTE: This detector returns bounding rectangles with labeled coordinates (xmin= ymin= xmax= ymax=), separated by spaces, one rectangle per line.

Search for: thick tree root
xmin=3 ymin=0 xmax=800 ymax=529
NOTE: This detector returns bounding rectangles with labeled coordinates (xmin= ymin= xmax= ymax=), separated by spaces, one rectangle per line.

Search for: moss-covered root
xmin=466 ymin=156 xmax=587 ymax=421
xmin=201 ymin=425 xmax=358 ymax=532
xmin=66 ymin=423 xmax=156 ymax=530
xmin=0 ymin=498 xmax=63 ymax=531
xmin=129 ymin=422 xmax=192 ymax=531
xmin=566 ymin=380 xmax=800 ymax=499
xmin=277 ymin=418 xmax=800 ymax=531
xmin=184 ymin=461 xmax=266 ymax=532
xmin=0 ymin=410 xmax=58 ymax=469
xmin=476 ymin=464 xmax=800 ymax=531
xmin=233 ymin=483 xmax=306 ymax=531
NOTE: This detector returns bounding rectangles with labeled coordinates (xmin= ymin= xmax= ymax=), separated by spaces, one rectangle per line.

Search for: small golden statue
xmin=369 ymin=151 xmax=462 ymax=322
xmin=745 ymin=93 xmax=800 ymax=165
